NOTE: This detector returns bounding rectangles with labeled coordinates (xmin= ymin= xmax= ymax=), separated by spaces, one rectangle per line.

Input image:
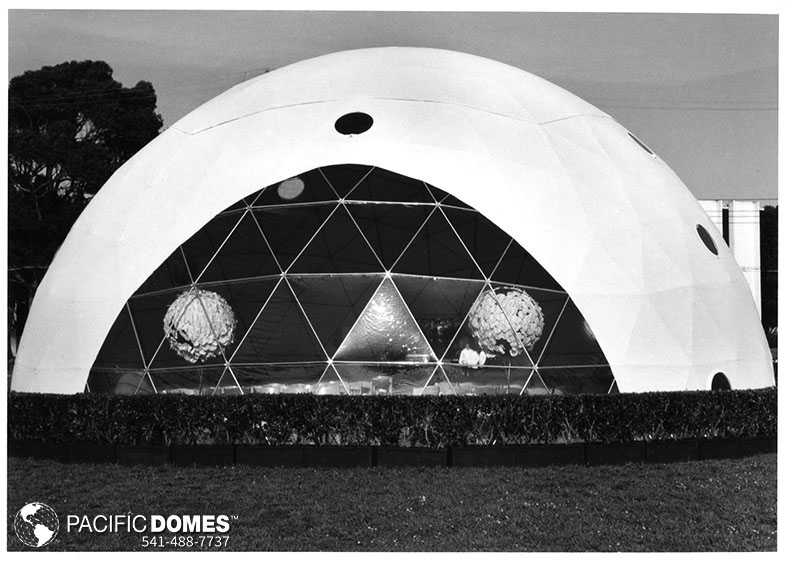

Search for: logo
xmin=13 ymin=502 xmax=60 ymax=548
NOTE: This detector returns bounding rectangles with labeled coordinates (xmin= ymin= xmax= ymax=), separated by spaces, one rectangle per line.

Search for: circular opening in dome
xmin=711 ymin=372 xmax=731 ymax=391
xmin=335 ymin=112 xmax=373 ymax=135
xmin=277 ymin=177 xmax=305 ymax=200
xmin=696 ymin=225 xmax=719 ymax=255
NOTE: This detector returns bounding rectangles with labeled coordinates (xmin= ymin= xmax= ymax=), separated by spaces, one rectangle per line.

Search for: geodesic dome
xmin=11 ymin=47 xmax=774 ymax=395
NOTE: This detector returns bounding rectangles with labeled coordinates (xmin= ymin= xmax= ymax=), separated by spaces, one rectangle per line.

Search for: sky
xmin=7 ymin=10 xmax=779 ymax=200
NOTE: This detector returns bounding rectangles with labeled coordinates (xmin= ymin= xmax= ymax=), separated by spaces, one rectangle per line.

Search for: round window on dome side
xmin=335 ymin=112 xmax=373 ymax=135
xmin=711 ymin=372 xmax=731 ymax=391
xmin=696 ymin=224 xmax=719 ymax=255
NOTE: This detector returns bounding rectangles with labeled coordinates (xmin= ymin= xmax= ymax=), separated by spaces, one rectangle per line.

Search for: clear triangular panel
xmin=289 ymin=206 xmax=382 ymax=273
xmin=231 ymin=363 xmax=328 ymax=394
xmin=150 ymin=367 xmax=225 ymax=395
xmin=334 ymin=278 xmax=436 ymax=363
xmin=443 ymin=286 xmax=537 ymax=368
xmin=443 ymin=208 xmax=513 ymax=279
xmin=180 ymin=213 xmax=243 ymax=280
xmin=490 ymin=241 xmax=563 ymax=291
xmin=442 ymin=364 xmax=534 ymax=395
xmin=537 ymin=301 xmax=608 ymax=367
xmin=231 ymin=281 xmax=326 ymax=363
xmin=142 ymin=288 xmax=237 ymax=369
xmin=253 ymin=204 xmax=335 ymax=271
xmin=392 ymin=210 xmax=483 ymax=279
xmin=537 ymin=366 xmax=614 ymax=395
xmin=489 ymin=283 xmax=567 ymax=363
xmin=418 ymin=367 xmax=457 ymax=396
xmin=346 ymin=168 xmax=434 ymax=203
xmin=93 ymin=306 xmax=145 ymax=369
xmin=289 ymin=274 xmax=382 ymax=357
xmin=320 ymin=164 xmax=374 ymax=198
xmin=86 ymin=369 xmax=148 ymax=395
xmin=346 ymin=203 xmax=433 ymax=269
xmin=134 ymin=248 xmax=192 ymax=295
xmin=252 ymin=169 xmax=339 ymax=206
xmin=127 ymin=289 xmax=187 ymax=367
xmin=200 ymin=279 xmax=279 ymax=357
xmin=334 ymin=364 xmax=436 ymax=395
xmin=196 ymin=212 xmax=281 ymax=282
xmin=392 ymin=275 xmax=484 ymax=360
xmin=521 ymin=370 xmax=551 ymax=396
xmin=213 ymin=368 xmax=243 ymax=395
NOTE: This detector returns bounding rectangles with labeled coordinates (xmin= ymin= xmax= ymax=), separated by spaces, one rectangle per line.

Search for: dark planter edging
xmin=7 ymin=437 xmax=776 ymax=468
xmin=377 ymin=446 xmax=448 ymax=467
xmin=586 ymin=442 xmax=646 ymax=465
xmin=170 ymin=445 xmax=235 ymax=467
xmin=451 ymin=444 xmax=585 ymax=467
xmin=645 ymin=438 xmax=700 ymax=463
xmin=117 ymin=445 xmax=169 ymax=466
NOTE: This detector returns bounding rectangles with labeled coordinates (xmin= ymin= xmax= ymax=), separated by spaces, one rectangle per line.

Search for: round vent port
xmin=696 ymin=224 xmax=719 ymax=255
xmin=335 ymin=112 xmax=373 ymax=135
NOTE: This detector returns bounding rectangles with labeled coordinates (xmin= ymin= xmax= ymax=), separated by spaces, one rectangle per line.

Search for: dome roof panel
xmin=173 ymin=47 xmax=606 ymax=134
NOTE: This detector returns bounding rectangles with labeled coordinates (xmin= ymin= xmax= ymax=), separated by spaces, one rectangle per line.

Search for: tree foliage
xmin=8 ymin=60 xmax=162 ymax=353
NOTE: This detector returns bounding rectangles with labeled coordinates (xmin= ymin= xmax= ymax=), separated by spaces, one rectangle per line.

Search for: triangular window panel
xmin=252 ymin=169 xmax=339 ymax=206
xmin=443 ymin=364 xmax=533 ymax=395
xmin=443 ymin=286 xmax=536 ymax=368
xmin=444 ymin=208 xmax=512 ymax=279
xmin=253 ymin=204 xmax=335 ymax=271
xmin=134 ymin=248 xmax=192 ymax=295
xmin=333 ymin=278 xmax=436 ymax=363
xmin=346 ymin=203 xmax=433 ymax=269
xmin=346 ymin=168 xmax=434 ymax=203
xmin=86 ymin=370 xmax=148 ymax=395
xmin=289 ymin=207 xmax=382 ymax=273
xmin=334 ymin=364 xmax=436 ymax=396
xmin=149 ymin=367 xmax=225 ymax=396
xmin=232 ymin=364 xmax=328 ymax=394
xmin=196 ymin=212 xmax=281 ymax=282
xmin=392 ymin=210 xmax=483 ymax=279
xmin=490 ymin=241 xmax=562 ymax=291
xmin=419 ymin=366 xmax=457 ymax=396
xmin=489 ymin=284 xmax=568 ymax=363
xmin=93 ymin=306 xmax=145 ymax=369
xmin=537 ymin=366 xmax=614 ymax=395
xmin=392 ymin=275 xmax=484 ymax=360
xmin=320 ymin=164 xmax=374 ymax=198
xmin=538 ymin=301 xmax=608 ymax=367
xmin=231 ymin=281 xmax=326 ymax=363
xmin=213 ymin=368 xmax=243 ymax=395
xmin=521 ymin=370 xmax=551 ymax=396
xmin=141 ymin=288 xmax=235 ymax=370
xmin=201 ymin=279 xmax=279 ymax=357
xmin=289 ymin=274 xmax=382 ymax=357
xmin=181 ymin=212 xmax=243 ymax=280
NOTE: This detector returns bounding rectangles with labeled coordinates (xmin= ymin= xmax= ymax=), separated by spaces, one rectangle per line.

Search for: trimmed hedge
xmin=8 ymin=389 xmax=776 ymax=447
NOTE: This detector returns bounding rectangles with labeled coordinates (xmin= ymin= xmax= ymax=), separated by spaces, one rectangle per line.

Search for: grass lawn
xmin=7 ymin=454 xmax=776 ymax=551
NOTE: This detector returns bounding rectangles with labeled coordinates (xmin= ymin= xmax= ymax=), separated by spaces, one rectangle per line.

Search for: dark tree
xmin=8 ymin=60 xmax=163 ymax=358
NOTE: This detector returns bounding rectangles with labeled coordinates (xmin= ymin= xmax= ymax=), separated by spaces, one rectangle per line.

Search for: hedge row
xmin=8 ymin=389 xmax=776 ymax=447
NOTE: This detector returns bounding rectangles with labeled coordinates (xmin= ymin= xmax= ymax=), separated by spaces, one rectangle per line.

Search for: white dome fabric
xmin=11 ymin=47 xmax=773 ymax=394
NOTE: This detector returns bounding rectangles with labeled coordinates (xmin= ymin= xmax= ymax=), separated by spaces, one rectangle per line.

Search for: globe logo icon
xmin=13 ymin=502 xmax=59 ymax=548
